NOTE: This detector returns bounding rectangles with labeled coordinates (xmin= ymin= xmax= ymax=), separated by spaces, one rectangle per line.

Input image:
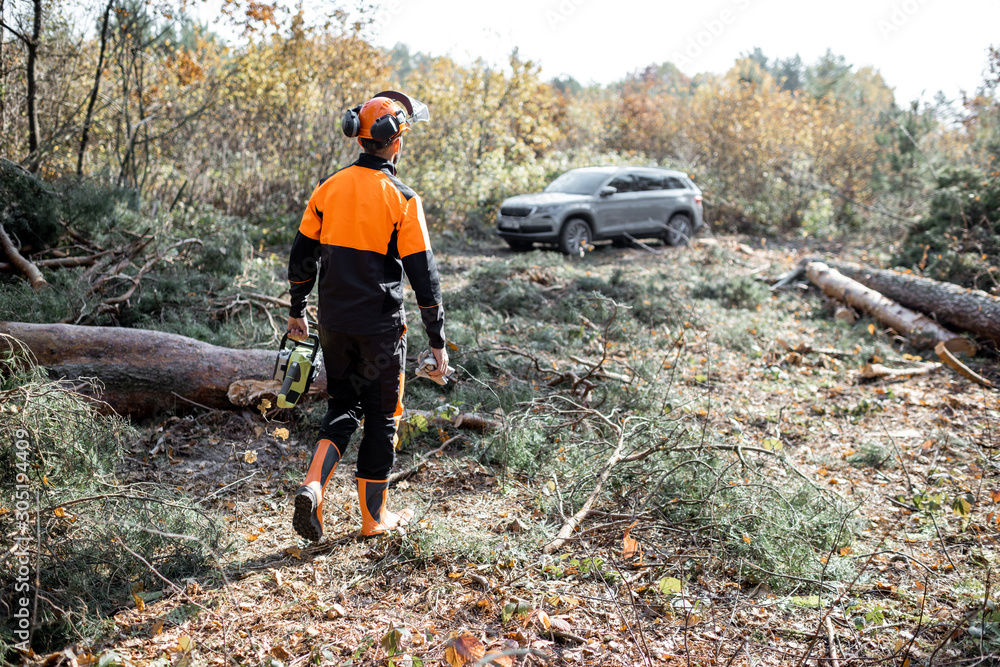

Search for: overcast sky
xmin=356 ymin=0 xmax=999 ymax=105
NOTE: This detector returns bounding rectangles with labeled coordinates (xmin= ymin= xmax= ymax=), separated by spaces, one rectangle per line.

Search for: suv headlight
xmin=532 ymin=204 xmax=558 ymax=216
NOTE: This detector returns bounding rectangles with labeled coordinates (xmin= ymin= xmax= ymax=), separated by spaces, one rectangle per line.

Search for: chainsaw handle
xmin=280 ymin=361 xmax=301 ymax=395
xmin=297 ymin=333 xmax=321 ymax=362
xmin=277 ymin=361 xmax=303 ymax=408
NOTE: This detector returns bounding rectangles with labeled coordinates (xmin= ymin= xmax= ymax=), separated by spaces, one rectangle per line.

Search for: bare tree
xmin=22 ymin=0 xmax=39 ymax=171
xmin=1 ymin=0 xmax=5 ymax=139
xmin=0 ymin=0 xmax=42 ymax=172
xmin=77 ymin=0 xmax=116 ymax=177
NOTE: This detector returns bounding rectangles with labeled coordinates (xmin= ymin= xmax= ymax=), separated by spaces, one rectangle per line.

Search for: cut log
xmin=0 ymin=322 xmax=497 ymax=420
xmin=0 ymin=321 xmax=326 ymax=417
xmin=826 ymin=260 xmax=1000 ymax=346
xmin=805 ymin=263 xmax=992 ymax=387
xmin=0 ymin=223 xmax=48 ymax=290
xmin=860 ymin=362 xmax=940 ymax=380
xmin=805 ymin=262 xmax=961 ymax=350
xmin=833 ymin=306 xmax=857 ymax=324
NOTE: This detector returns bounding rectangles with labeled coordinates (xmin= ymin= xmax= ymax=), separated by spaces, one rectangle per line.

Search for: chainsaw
xmin=273 ymin=331 xmax=321 ymax=408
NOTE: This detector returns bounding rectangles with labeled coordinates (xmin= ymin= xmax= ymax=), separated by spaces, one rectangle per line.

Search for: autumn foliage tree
xmin=178 ymin=9 xmax=388 ymax=215
xmin=606 ymin=57 xmax=889 ymax=232
xmin=397 ymin=50 xmax=567 ymax=230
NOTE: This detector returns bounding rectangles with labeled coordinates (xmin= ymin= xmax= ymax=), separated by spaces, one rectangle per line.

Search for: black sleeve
xmin=287 ymin=231 xmax=321 ymax=318
xmin=401 ymin=250 xmax=445 ymax=349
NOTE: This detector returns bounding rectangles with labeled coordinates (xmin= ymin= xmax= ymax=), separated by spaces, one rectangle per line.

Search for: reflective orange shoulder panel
xmin=299 ymin=197 xmax=322 ymax=240
xmin=397 ymin=193 xmax=431 ymax=258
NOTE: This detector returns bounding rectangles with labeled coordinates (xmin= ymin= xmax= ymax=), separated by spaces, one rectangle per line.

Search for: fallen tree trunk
xmin=0 ymin=321 xmax=326 ymax=417
xmin=0 ymin=322 xmax=498 ymax=420
xmin=804 ymin=263 xmax=993 ymax=387
xmin=826 ymin=260 xmax=1000 ymax=346
xmin=0 ymin=223 xmax=48 ymax=290
xmin=805 ymin=262 xmax=961 ymax=350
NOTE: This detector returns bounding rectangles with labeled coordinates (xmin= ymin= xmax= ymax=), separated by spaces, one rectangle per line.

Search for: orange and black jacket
xmin=287 ymin=153 xmax=445 ymax=348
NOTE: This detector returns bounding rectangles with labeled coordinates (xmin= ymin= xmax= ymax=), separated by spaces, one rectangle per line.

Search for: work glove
xmin=415 ymin=349 xmax=455 ymax=386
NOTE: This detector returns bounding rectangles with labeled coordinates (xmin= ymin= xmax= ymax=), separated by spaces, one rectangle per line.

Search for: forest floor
xmin=33 ymin=235 xmax=1000 ymax=667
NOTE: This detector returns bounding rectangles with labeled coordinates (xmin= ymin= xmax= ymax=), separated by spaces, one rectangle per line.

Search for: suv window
xmin=545 ymin=169 xmax=612 ymax=195
xmin=635 ymin=174 xmax=665 ymax=191
xmin=664 ymin=176 xmax=686 ymax=190
xmin=607 ymin=174 xmax=637 ymax=193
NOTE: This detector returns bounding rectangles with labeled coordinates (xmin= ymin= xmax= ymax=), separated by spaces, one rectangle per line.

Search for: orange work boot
xmin=292 ymin=439 xmax=341 ymax=542
xmin=357 ymin=477 xmax=414 ymax=537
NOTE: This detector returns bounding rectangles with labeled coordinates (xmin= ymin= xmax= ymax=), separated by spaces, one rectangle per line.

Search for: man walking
xmin=285 ymin=91 xmax=448 ymax=541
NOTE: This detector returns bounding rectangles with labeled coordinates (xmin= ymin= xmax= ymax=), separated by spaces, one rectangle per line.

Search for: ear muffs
xmin=341 ymin=105 xmax=362 ymax=138
xmin=369 ymin=113 xmax=402 ymax=143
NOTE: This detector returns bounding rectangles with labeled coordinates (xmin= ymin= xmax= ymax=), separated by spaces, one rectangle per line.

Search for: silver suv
xmin=496 ymin=166 xmax=704 ymax=255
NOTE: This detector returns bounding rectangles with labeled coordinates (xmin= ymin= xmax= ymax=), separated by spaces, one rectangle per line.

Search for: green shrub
xmin=0 ymin=166 xmax=138 ymax=253
xmin=0 ymin=267 xmax=90 ymax=324
xmin=0 ymin=345 xmax=227 ymax=657
xmin=568 ymin=268 xmax=684 ymax=328
xmin=57 ymin=177 xmax=138 ymax=238
xmin=447 ymin=252 xmax=561 ymax=320
xmin=0 ymin=160 xmax=61 ymax=249
xmin=895 ymin=166 xmax=1000 ymax=291
xmin=449 ymin=258 xmax=687 ymax=333
xmin=482 ymin=424 xmax=554 ymax=476
xmin=694 ymin=274 xmax=771 ymax=309
xmin=846 ymin=442 xmax=893 ymax=469
xmin=0 ymin=191 xmax=276 ymax=347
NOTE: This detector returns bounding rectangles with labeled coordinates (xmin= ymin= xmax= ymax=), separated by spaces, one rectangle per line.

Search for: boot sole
xmin=292 ymin=487 xmax=322 ymax=542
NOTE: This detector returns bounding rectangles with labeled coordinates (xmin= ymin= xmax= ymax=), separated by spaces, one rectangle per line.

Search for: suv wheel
xmin=558 ymin=218 xmax=592 ymax=257
xmin=665 ymin=213 xmax=693 ymax=246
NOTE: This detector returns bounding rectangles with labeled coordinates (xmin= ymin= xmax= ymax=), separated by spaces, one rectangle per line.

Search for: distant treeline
xmin=1 ymin=1 xmax=998 ymax=266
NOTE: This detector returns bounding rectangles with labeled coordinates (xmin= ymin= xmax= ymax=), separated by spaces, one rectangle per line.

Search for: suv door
xmin=591 ymin=172 xmax=637 ymax=237
xmin=629 ymin=171 xmax=672 ymax=236
xmin=661 ymin=175 xmax=689 ymax=224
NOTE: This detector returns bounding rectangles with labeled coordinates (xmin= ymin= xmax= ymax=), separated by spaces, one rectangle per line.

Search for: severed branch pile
xmin=482 ymin=295 xmax=637 ymax=407
xmin=73 ymin=232 xmax=203 ymax=323
xmin=0 ymin=219 xmax=205 ymax=323
xmin=542 ymin=402 xmax=663 ymax=554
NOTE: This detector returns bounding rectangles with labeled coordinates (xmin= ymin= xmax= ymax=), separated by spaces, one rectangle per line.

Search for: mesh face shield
xmin=373 ymin=90 xmax=430 ymax=127
xmin=345 ymin=91 xmax=430 ymax=149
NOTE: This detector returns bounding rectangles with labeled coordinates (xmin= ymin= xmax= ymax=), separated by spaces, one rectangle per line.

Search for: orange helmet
xmin=358 ymin=97 xmax=410 ymax=142
xmin=342 ymin=90 xmax=430 ymax=146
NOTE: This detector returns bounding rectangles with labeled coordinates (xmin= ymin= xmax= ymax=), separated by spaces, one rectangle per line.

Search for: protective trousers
xmin=316 ymin=324 xmax=406 ymax=481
